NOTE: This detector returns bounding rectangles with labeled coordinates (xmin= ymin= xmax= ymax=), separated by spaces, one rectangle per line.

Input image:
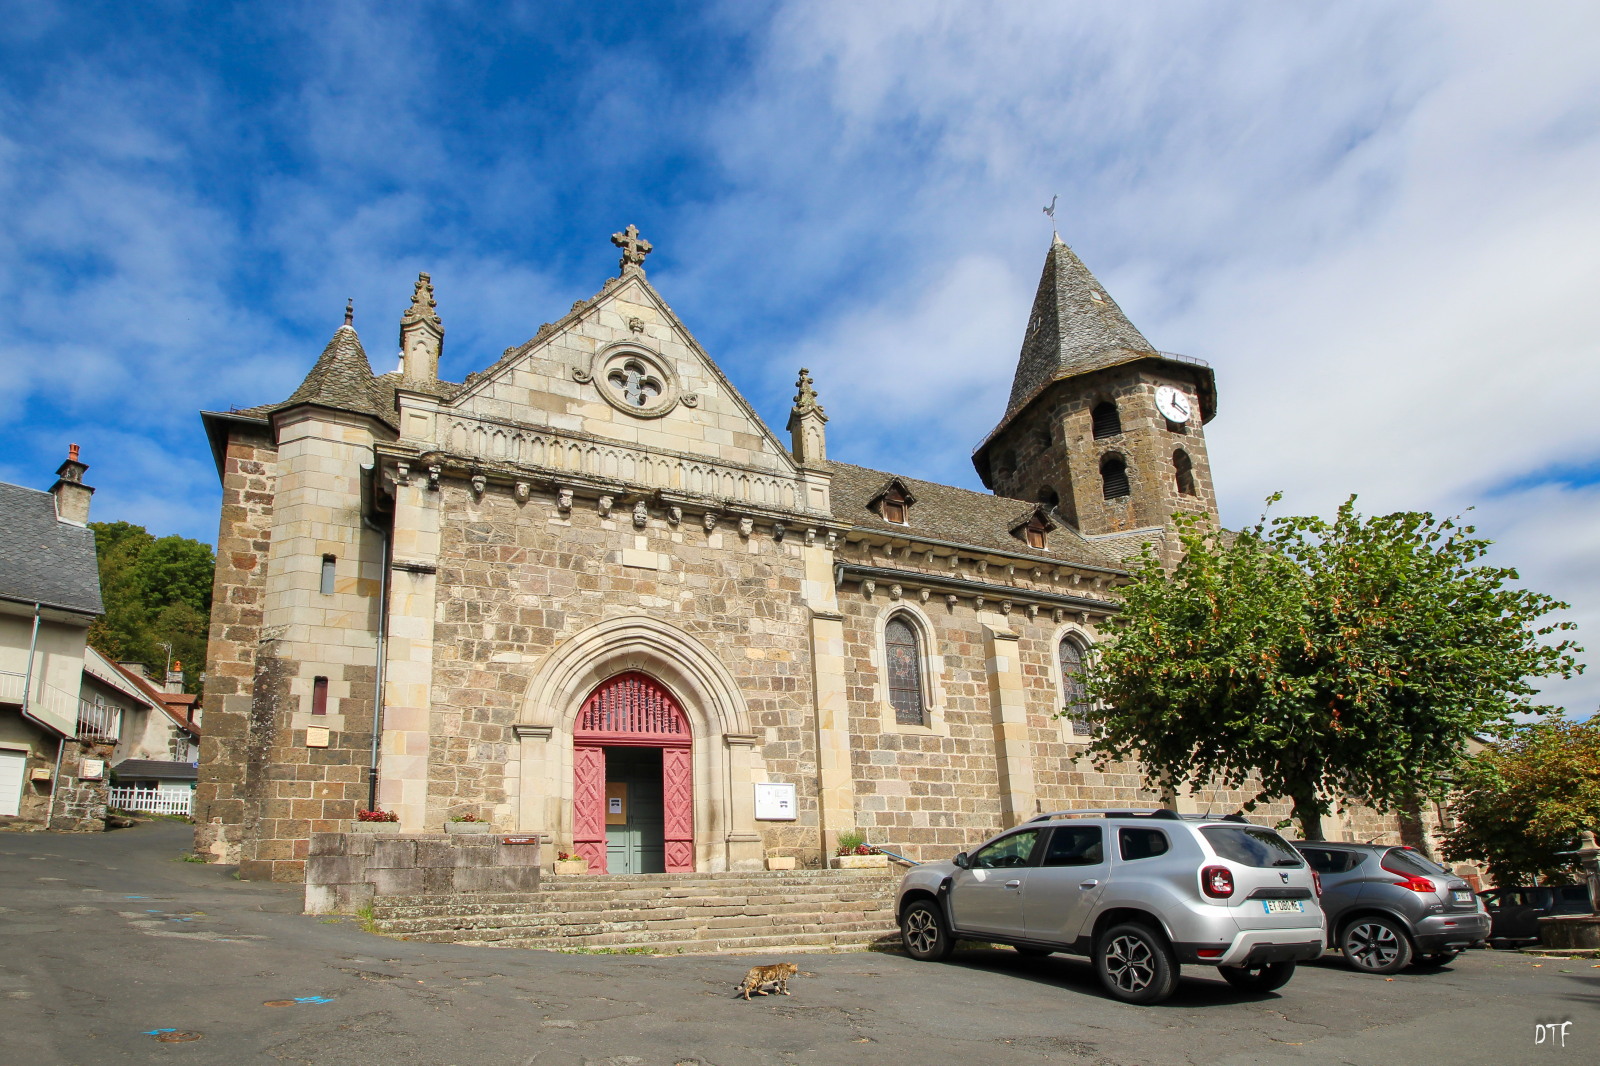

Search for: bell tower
xmin=974 ymin=234 xmax=1219 ymax=541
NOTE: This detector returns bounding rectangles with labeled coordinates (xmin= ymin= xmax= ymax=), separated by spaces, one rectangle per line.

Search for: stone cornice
xmin=836 ymin=562 xmax=1119 ymax=616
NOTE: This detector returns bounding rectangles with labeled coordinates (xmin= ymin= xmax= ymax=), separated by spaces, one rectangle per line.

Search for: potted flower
xmin=445 ymin=812 xmax=491 ymax=834
xmin=551 ymin=850 xmax=589 ymax=875
xmin=831 ymin=830 xmax=888 ymax=870
xmin=352 ymin=809 xmax=401 ymax=834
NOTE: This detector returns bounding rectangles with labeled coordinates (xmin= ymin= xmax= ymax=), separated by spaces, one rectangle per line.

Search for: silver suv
xmin=1291 ymin=842 xmax=1489 ymax=973
xmin=896 ymin=809 xmax=1325 ymax=1004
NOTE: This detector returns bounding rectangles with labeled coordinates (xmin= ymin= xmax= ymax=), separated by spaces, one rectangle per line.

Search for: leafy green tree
xmin=1443 ymin=719 xmax=1600 ymax=884
xmin=1080 ymin=497 xmax=1581 ymax=840
xmin=87 ymin=521 xmax=215 ymax=692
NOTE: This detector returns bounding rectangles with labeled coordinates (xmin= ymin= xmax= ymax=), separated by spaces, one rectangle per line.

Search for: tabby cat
xmin=735 ymin=962 xmax=798 ymax=1000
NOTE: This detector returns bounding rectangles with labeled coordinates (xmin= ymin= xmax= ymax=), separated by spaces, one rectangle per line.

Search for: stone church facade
xmin=195 ymin=229 xmax=1396 ymax=883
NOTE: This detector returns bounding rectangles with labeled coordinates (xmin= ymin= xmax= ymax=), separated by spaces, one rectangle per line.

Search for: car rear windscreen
xmin=1201 ymin=826 xmax=1304 ymax=868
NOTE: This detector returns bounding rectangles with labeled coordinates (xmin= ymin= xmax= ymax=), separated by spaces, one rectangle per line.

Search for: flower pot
xmin=351 ymin=821 xmax=401 ymax=834
xmin=552 ymin=859 xmax=589 ymax=875
xmin=444 ymin=821 xmax=492 ymax=834
xmin=765 ymin=856 xmax=797 ymax=871
xmin=832 ymin=853 xmax=888 ymax=870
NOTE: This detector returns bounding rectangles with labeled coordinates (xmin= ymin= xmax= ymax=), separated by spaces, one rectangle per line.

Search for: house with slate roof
xmin=194 ymin=231 xmax=1406 ymax=882
xmin=0 ymin=448 xmax=115 ymax=829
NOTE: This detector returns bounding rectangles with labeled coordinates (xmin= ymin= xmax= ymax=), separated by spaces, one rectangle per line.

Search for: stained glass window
xmin=885 ymin=616 xmax=925 ymax=726
xmin=1060 ymin=637 xmax=1092 ymax=735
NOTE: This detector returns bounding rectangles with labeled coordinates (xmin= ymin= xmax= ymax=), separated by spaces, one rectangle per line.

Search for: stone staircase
xmin=369 ymin=867 xmax=903 ymax=955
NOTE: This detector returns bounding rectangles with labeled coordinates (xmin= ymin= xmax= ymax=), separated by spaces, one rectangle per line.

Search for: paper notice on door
xmin=606 ymin=782 xmax=627 ymax=824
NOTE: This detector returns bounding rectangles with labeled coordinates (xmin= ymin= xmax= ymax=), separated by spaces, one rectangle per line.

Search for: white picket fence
xmin=108 ymin=787 xmax=192 ymax=816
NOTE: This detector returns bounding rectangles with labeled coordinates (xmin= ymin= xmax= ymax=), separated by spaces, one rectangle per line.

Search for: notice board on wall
xmin=754 ymin=782 xmax=796 ymax=821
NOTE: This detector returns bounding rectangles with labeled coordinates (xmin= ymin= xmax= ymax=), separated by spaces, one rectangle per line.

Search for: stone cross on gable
xmin=611 ymin=225 xmax=653 ymax=272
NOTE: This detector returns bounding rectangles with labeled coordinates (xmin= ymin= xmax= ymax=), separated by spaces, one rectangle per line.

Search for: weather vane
xmin=1043 ymin=195 xmax=1058 ymax=228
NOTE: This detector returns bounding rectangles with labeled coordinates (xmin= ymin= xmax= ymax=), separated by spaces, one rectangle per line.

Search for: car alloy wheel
xmin=1341 ymin=916 xmax=1413 ymax=974
xmin=900 ymin=900 xmax=953 ymax=961
xmin=1094 ymin=922 xmax=1179 ymax=1004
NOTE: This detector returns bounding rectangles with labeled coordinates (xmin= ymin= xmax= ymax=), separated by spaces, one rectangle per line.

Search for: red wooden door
xmin=573 ymin=672 xmax=693 ymax=874
xmin=662 ymin=746 xmax=694 ymax=872
xmin=572 ymin=745 xmax=607 ymax=872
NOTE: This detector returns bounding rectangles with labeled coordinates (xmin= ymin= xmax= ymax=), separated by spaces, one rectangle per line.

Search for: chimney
xmin=50 ymin=443 xmax=94 ymax=525
xmin=165 ymin=661 xmax=185 ymax=695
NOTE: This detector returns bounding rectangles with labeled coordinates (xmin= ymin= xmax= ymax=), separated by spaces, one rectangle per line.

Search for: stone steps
xmin=368 ymin=868 xmax=902 ymax=954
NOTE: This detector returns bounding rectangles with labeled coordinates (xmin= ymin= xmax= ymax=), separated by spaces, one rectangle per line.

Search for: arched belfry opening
xmin=572 ymin=672 xmax=693 ymax=874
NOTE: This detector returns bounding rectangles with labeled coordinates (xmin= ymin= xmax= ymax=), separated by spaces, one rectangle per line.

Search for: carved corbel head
xmin=1026 ymin=604 xmax=1039 ymax=621
xmin=632 ymin=500 xmax=648 ymax=529
xmin=919 ymin=588 xmax=930 ymax=604
xmin=470 ymin=474 xmax=486 ymax=498
xmin=738 ymin=516 xmax=753 ymax=538
xmin=557 ymin=487 xmax=573 ymax=513
xmin=1000 ymin=600 xmax=1013 ymax=616
xmin=889 ymin=584 xmax=902 ymax=601
xmin=1053 ymin=607 xmax=1065 ymax=625
xmin=598 ymin=495 xmax=614 ymax=518
xmin=862 ymin=580 xmax=875 ymax=600
xmin=945 ymin=594 xmax=958 ymax=612
xmin=667 ymin=505 xmax=682 ymax=526
xmin=974 ymin=596 xmax=986 ymax=613
xmin=703 ymin=512 xmax=718 ymax=533
xmin=514 ymin=481 xmax=530 ymax=502
xmin=773 ymin=522 xmax=786 ymax=542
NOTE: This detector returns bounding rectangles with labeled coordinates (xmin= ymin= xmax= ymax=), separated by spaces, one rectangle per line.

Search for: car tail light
xmin=1201 ymin=865 xmax=1234 ymax=899
xmin=1312 ymin=870 xmax=1323 ymax=899
xmin=1391 ymin=875 xmax=1437 ymax=893
xmin=1196 ymin=948 xmax=1224 ymax=959
xmin=1380 ymin=854 xmax=1436 ymax=893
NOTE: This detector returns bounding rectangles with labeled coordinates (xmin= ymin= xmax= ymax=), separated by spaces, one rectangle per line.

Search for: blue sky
xmin=2 ymin=1 xmax=1598 ymax=712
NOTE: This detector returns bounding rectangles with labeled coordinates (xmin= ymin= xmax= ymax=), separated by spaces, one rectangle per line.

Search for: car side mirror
xmin=953 ymin=852 xmax=969 ymax=869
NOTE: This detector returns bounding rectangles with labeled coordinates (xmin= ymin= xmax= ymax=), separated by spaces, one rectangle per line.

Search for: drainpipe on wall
xmin=360 ymin=463 xmax=391 ymax=813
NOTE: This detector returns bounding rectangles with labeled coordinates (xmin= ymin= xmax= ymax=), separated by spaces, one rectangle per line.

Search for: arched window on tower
xmin=1092 ymin=401 xmax=1122 ymax=439
xmin=1038 ymin=485 xmax=1060 ymax=510
xmin=1173 ymin=449 xmax=1196 ymax=496
xmin=1059 ymin=635 xmax=1092 ymax=736
xmin=1101 ymin=454 xmax=1130 ymax=499
xmin=884 ymin=614 xmax=926 ymax=726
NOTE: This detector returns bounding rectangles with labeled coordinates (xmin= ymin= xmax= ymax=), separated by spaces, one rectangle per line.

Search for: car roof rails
xmin=1025 ymin=808 xmax=1185 ymax=823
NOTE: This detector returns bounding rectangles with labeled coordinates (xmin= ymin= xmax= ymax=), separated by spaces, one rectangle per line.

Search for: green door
xmin=604 ymin=747 xmax=665 ymax=874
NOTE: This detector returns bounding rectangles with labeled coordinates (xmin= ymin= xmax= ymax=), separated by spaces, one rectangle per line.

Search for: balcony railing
xmin=77 ymin=698 xmax=122 ymax=742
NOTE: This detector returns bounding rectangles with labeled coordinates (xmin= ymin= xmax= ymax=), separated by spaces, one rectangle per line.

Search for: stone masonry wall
xmin=194 ymin=426 xmax=278 ymax=864
xmin=305 ymin=830 xmax=541 ymax=914
xmin=424 ymin=478 xmax=818 ymax=852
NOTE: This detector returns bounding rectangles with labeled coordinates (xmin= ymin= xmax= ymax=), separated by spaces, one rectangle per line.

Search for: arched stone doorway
xmin=572 ymin=672 xmax=693 ymax=874
xmin=510 ymin=616 xmax=765 ymax=873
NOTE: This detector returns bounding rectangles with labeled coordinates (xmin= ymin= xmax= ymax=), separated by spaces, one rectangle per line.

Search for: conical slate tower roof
xmin=1005 ymin=233 xmax=1157 ymax=412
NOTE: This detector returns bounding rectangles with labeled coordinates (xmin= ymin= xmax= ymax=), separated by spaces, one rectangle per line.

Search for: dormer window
xmin=1011 ymin=505 xmax=1056 ymax=550
xmin=868 ymin=478 xmax=917 ymax=526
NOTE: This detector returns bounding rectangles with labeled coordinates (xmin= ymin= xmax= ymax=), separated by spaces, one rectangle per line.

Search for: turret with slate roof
xmin=973 ymin=233 xmax=1219 ymax=548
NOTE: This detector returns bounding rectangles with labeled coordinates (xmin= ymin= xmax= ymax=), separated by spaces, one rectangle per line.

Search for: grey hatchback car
xmin=897 ymin=810 xmax=1324 ymax=1004
xmin=1291 ymin=842 xmax=1488 ymax=973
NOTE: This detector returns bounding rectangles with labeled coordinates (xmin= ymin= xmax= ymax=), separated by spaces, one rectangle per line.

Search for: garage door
xmin=0 ymin=750 xmax=26 ymax=817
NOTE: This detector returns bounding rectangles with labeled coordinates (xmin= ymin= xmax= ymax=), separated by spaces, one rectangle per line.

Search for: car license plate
xmin=1452 ymin=890 xmax=1473 ymax=905
xmin=1262 ymin=899 xmax=1304 ymax=914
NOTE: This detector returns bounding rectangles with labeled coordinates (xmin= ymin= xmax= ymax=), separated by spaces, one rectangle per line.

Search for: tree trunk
xmin=1292 ymin=793 xmax=1324 ymax=841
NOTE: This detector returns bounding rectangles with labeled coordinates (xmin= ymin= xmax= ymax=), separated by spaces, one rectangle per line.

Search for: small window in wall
xmin=1092 ymin=401 xmax=1122 ymax=439
xmin=320 ymin=555 xmax=337 ymax=595
xmin=1101 ymin=455 xmax=1130 ymax=499
xmin=311 ymin=676 xmax=329 ymax=716
xmin=1174 ymin=449 xmax=1196 ymax=496
xmin=1059 ymin=637 xmax=1092 ymax=735
xmin=1038 ymin=486 xmax=1060 ymax=510
xmin=884 ymin=615 xmax=926 ymax=726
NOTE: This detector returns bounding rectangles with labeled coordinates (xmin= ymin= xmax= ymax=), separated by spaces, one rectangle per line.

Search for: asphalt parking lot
xmin=1 ymin=821 xmax=1594 ymax=1065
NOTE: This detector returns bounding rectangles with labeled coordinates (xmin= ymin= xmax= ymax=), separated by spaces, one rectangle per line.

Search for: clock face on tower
xmin=1155 ymin=385 xmax=1192 ymax=425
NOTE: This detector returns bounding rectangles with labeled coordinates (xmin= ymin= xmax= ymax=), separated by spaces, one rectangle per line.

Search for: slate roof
xmin=1006 ymin=234 xmax=1158 ymax=413
xmin=106 ymin=658 xmax=201 ymax=737
xmin=112 ymin=759 xmax=198 ymax=781
xmin=0 ymin=481 xmax=104 ymax=615
xmin=827 ymin=461 xmax=1124 ymax=571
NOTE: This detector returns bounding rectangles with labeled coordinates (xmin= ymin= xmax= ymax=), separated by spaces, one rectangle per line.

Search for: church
xmin=194 ymin=228 xmax=1390 ymax=883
